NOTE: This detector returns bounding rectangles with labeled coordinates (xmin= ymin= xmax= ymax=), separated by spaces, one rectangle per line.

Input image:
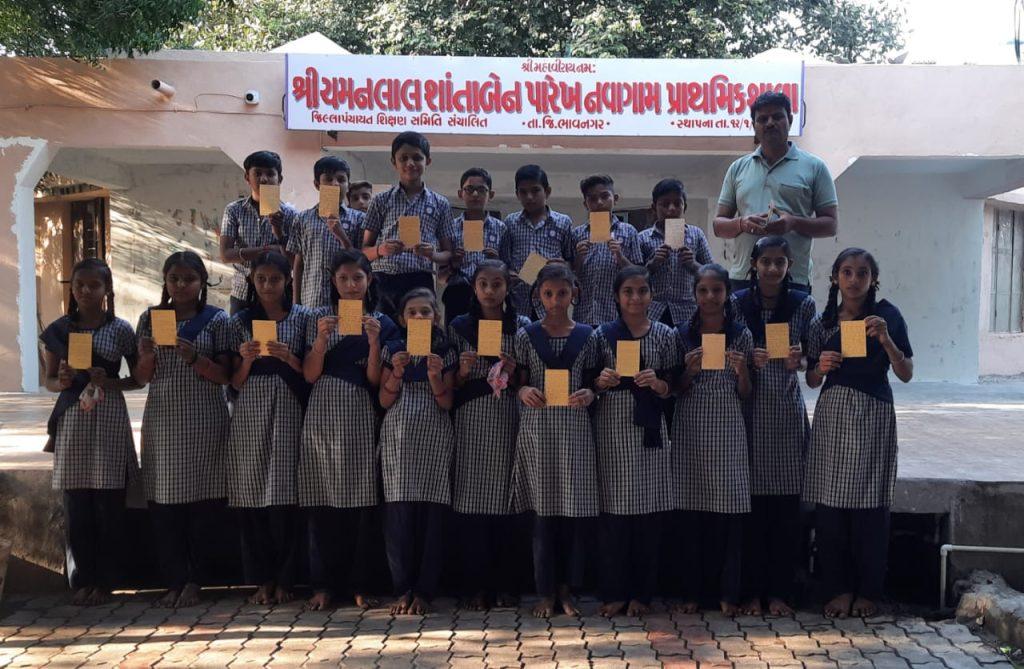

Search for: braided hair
xmin=821 ymin=247 xmax=879 ymax=329
xmin=686 ymin=263 xmax=740 ymax=346
xmin=158 ymin=251 xmax=210 ymax=310
xmin=68 ymin=258 xmax=115 ymax=323
xmin=467 ymin=259 xmax=520 ymax=334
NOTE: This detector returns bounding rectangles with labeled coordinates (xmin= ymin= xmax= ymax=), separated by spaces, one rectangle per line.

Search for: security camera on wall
xmin=244 ymin=90 xmax=260 ymax=105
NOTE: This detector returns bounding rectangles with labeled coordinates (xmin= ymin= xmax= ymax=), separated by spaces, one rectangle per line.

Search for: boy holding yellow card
xmin=571 ymin=175 xmax=642 ymax=326
xmin=673 ymin=263 xmax=753 ymax=615
xmin=361 ymin=132 xmax=456 ymax=320
xmin=440 ymin=168 xmax=509 ymax=325
xmin=638 ymin=179 xmax=714 ymax=327
xmin=501 ymin=164 xmax=576 ymax=319
xmin=288 ymin=156 xmax=367 ymax=308
xmin=732 ymin=236 xmax=816 ymax=616
xmin=219 ymin=150 xmax=297 ymax=315
xmin=592 ymin=266 xmax=677 ymax=616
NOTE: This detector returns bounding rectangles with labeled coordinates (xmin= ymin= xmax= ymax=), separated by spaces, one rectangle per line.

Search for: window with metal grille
xmin=991 ymin=207 xmax=1024 ymax=333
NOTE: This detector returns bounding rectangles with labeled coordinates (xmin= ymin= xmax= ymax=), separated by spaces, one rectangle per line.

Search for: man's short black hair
xmin=391 ymin=131 xmax=430 ymax=159
xmin=460 ymin=167 xmax=492 ymax=189
xmin=651 ymin=178 xmax=687 ymax=208
xmin=243 ymin=150 xmax=282 ymax=176
xmin=348 ymin=181 xmax=372 ymax=192
xmin=314 ymin=156 xmax=351 ymax=181
xmin=580 ymin=174 xmax=614 ymax=197
xmin=750 ymin=91 xmax=793 ymax=121
xmin=514 ymin=164 xmax=549 ymax=190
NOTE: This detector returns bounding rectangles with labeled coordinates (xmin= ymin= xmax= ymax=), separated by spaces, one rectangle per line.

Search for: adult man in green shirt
xmin=713 ymin=92 xmax=838 ymax=293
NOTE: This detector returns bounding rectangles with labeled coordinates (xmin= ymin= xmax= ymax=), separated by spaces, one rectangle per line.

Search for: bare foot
xmin=274 ymin=586 xmax=295 ymax=605
xmin=354 ymin=593 xmax=377 ymax=609
xmin=389 ymin=591 xmax=412 ymax=615
xmin=306 ymin=591 xmax=332 ymax=611
xmin=533 ymin=596 xmax=555 ymax=618
xmin=824 ymin=592 xmax=854 ymax=619
xmin=768 ymin=597 xmax=794 ymax=616
xmin=670 ymin=600 xmax=699 ymax=614
xmin=463 ymin=591 xmax=488 ymax=611
xmin=86 ymin=588 xmax=112 ymax=606
xmin=248 ymin=584 xmax=275 ymax=606
xmin=408 ymin=595 xmax=431 ymax=615
xmin=741 ymin=597 xmax=762 ymax=616
xmin=599 ymin=600 xmax=626 ymax=617
xmin=175 ymin=582 xmax=202 ymax=608
xmin=156 ymin=589 xmax=180 ymax=608
xmin=494 ymin=592 xmax=519 ymax=608
xmin=720 ymin=600 xmax=740 ymax=617
xmin=71 ymin=587 xmax=93 ymax=606
xmin=851 ymin=597 xmax=878 ymax=618
xmin=626 ymin=599 xmax=650 ymax=617
xmin=558 ymin=585 xmax=580 ymax=616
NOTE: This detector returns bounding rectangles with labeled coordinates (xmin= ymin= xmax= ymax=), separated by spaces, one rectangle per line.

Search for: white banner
xmin=285 ymin=54 xmax=804 ymax=137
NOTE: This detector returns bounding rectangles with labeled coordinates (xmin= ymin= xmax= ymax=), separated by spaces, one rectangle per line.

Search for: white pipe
xmin=151 ymin=80 xmax=176 ymax=98
xmin=940 ymin=544 xmax=1024 ymax=608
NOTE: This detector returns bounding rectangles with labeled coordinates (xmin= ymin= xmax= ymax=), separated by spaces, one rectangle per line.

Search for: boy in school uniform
xmin=288 ymin=156 xmax=366 ymax=308
xmin=220 ymin=150 xmax=298 ymax=315
xmin=571 ymin=175 xmax=642 ymax=325
xmin=501 ymin=164 xmax=575 ymax=319
xmin=440 ymin=167 xmax=509 ymax=325
xmin=347 ymin=181 xmax=373 ymax=213
xmin=361 ymin=132 xmax=455 ymax=318
xmin=638 ymin=178 xmax=713 ymax=327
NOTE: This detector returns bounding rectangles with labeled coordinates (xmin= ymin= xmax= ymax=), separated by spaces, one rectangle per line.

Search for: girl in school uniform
xmin=592 ymin=265 xmax=677 ymax=617
xmin=805 ymin=248 xmax=913 ymax=619
xmin=672 ymin=263 xmax=753 ymax=615
xmin=512 ymin=262 xmax=600 ymax=618
xmin=733 ymin=236 xmax=815 ymax=616
xmin=227 ymin=251 xmax=311 ymax=605
xmin=41 ymin=258 xmax=139 ymax=606
xmin=447 ymin=259 xmax=530 ymax=610
xmin=379 ymin=287 xmax=457 ymax=615
xmin=135 ymin=251 xmax=233 ymax=608
xmin=300 ymin=249 xmax=398 ymax=611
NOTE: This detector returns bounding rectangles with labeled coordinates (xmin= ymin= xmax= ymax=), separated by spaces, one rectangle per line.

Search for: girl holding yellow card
xmin=511 ymin=263 xmax=600 ymax=618
xmin=672 ymin=263 xmax=752 ymax=616
xmin=300 ymin=249 xmax=397 ymax=611
xmin=805 ymin=248 xmax=913 ymax=619
xmin=592 ymin=266 xmax=676 ymax=618
xmin=227 ymin=251 xmax=311 ymax=606
xmin=41 ymin=258 xmax=139 ymax=606
xmin=378 ymin=288 xmax=457 ymax=615
xmin=447 ymin=260 xmax=530 ymax=611
xmin=732 ymin=236 xmax=816 ymax=617
xmin=135 ymin=251 xmax=233 ymax=608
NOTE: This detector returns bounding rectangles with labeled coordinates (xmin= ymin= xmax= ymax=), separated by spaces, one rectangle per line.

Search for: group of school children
xmin=42 ymin=129 xmax=914 ymax=622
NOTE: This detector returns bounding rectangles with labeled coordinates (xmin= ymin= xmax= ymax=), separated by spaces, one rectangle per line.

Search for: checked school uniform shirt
xmin=637 ymin=223 xmax=713 ymax=326
xmin=441 ymin=214 xmax=509 ymax=281
xmin=501 ymin=208 xmax=575 ymax=318
xmin=571 ymin=216 xmax=643 ymax=325
xmin=287 ymin=205 xmax=366 ymax=308
xmin=220 ymin=196 xmax=298 ymax=301
xmin=364 ymin=185 xmax=454 ymax=275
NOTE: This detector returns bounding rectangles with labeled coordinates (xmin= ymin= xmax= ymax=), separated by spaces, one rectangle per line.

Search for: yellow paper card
xmin=477 ymin=319 xmax=503 ymax=357
xmin=766 ymin=322 xmax=791 ymax=359
xmin=407 ymin=318 xmax=432 ymax=356
xmin=151 ymin=309 xmax=178 ymax=346
xmin=252 ymin=320 xmax=277 ymax=356
xmin=545 ymin=369 xmax=570 ymax=407
xmin=259 ymin=184 xmax=280 ymax=216
xmin=665 ymin=217 xmax=687 ymax=249
xmin=589 ymin=211 xmax=611 ymax=243
xmin=319 ymin=184 xmax=340 ymax=218
xmin=68 ymin=332 xmax=92 ymax=370
xmin=399 ymin=216 xmax=421 ymax=247
xmin=841 ymin=320 xmax=868 ymax=358
xmin=338 ymin=299 xmax=363 ymax=336
xmin=463 ymin=219 xmax=485 ymax=252
xmin=616 ymin=340 xmax=641 ymax=377
xmin=518 ymin=252 xmax=548 ymax=285
xmin=702 ymin=333 xmax=726 ymax=370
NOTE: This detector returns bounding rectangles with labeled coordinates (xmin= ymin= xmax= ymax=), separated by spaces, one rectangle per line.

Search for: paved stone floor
xmin=0 ymin=591 xmax=1016 ymax=668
